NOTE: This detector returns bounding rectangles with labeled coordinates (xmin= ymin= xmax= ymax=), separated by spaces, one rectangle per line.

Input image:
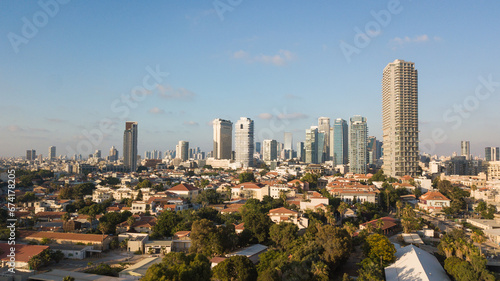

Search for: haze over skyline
xmin=2 ymin=1 xmax=500 ymax=158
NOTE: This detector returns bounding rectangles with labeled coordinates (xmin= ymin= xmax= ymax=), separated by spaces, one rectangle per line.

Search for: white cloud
xmin=277 ymin=112 xmax=308 ymax=120
xmin=389 ymin=34 xmax=441 ymax=49
xmin=232 ymin=49 xmax=296 ymax=66
xmin=258 ymin=113 xmax=274 ymax=120
xmin=157 ymin=84 xmax=196 ymax=100
xmin=148 ymin=107 xmax=165 ymax=114
xmin=183 ymin=121 xmax=199 ymax=126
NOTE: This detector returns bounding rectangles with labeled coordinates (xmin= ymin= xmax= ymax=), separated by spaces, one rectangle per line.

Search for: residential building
xmin=318 ymin=117 xmax=331 ymax=161
xmin=296 ymin=141 xmax=305 ymax=162
xmin=268 ymin=207 xmax=308 ymax=230
xmin=123 ymin=121 xmax=138 ymax=172
xmin=382 ymin=59 xmax=419 ymax=177
xmin=485 ymin=147 xmax=499 ymax=161
xmin=26 ymin=149 xmax=36 ymax=161
xmin=305 ymin=126 xmax=318 ymax=164
xmin=262 ymin=139 xmax=278 ymax=161
xmin=283 ymin=132 xmax=293 ymax=150
xmin=235 ymin=117 xmax=254 ymax=167
xmin=213 ymin=119 xmax=233 ymax=160
xmin=349 ymin=115 xmax=368 ymax=174
xmin=176 ymin=141 xmax=189 ymax=161
xmin=231 ymin=182 xmax=269 ymax=201
xmin=49 ymin=146 xmax=56 ymax=160
xmin=418 ymin=191 xmax=451 ymax=212
xmin=461 ymin=141 xmax=471 ymax=160
xmin=333 ymin=118 xmax=348 ymax=165
xmin=168 ymin=183 xmax=199 ymax=199
xmin=108 ymin=146 xmax=118 ymax=161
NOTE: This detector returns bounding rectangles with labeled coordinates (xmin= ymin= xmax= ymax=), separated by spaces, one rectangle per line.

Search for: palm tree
xmin=343 ymin=222 xmax=357 ymax=237
xmin=338 ymin=201 xmax=349 ymax=224
xmin=440 ymin=236 xmax=455 ymax=258
xmin=471 ymin=231 xmax=486 ymax=256
xmin=366 ymin=222 xmax=374 ymax=234
xmin=396 ymin=201 xmax=403 ymax=218
xmin=127 ymin=216 xmax=136 ymax=231
xmin=87 ymin=214 xmax=96 ymax=229
xmin=376 ymin=219 xmax=384 ymax=234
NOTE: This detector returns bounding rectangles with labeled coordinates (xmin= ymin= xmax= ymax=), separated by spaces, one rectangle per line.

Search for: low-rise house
xmin=168 ymin=183 xmax=199 ymax=199
xmin=418 ymin=191 xmax=451 ymax=212
xmin=131 ymin=201 xmax=148 ymax=214
xmin=329 ymin=186 xmax=380 ymax=204
xmin=49 ymin=244 xmax=94 ymax=259
xmin=359 ymin=217 xmax=398 ymax=235
xmin=21 ymin=231 xmax=112 ymax=251
xmin=0 ymin=243 xmax=49 ymax=269
xmin=268 ymin=207 xmax=308 ymax=230
xmin=231 ymin=182 xmax=269 ymax=200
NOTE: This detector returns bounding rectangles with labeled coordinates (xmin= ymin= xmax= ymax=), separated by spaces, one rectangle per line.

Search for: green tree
xmin=151 ymin=211 xmax=181 ymax=239
xmin=363 ymin=233 xmax=396 ymax=267
xmin=269 ymin=222 xmax=298 ymax=251
xmin=212 ymin=255 xmax=258 ymax=281
xmin=137 ymin=179 xmax=152 ymax=189
xmin=401 ymin=204 xmax=418 ymax=233
xmin=300 ymin=173 xmax=320 ymax=188
xmin=62 ymin=212 xmax=70 ymax=222
xmin=63 ymin=276 xmax=75 ymax=281
xmin=315 ymin=224 xmax=352 ymax=272
xmin=50 ymin=250 xmax=65 ymax=263
xmin=142 ymin=252 xmax=211 ymax=281
xmin=357 ymin=258 xmax=384 ymax=281
xmin=195 ymin=189 xmax=223 ymax=206
xmin=239 ymin=172 xmax=256 ymax=183
xmin=241 ymin=200 xmax=273 ymax=243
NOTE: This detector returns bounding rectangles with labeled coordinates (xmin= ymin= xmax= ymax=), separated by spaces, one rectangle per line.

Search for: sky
xmin=1 ymin=0 xmax=500 ymax=159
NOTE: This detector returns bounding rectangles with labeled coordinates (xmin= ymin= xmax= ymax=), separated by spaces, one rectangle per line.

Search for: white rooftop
xmin=385 ymin=245 xmax=450 ymax=281
xmin=402 ymin=233 xmax=424 ymax=245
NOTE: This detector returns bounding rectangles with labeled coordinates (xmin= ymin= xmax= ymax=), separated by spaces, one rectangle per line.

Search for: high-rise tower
xmin=333 ymin=118 xmax=349 ymax=166
xmin=213 ymin=119 xmax=233 ymax=160
xmin=123 ymin=121 xmax=138 ymax=172
xmin=235 ymin=117 xmax=254 ymax=167
xmin=382 ymin=59 xmax=419 ymax=177
xmin=349 ymin=116 xmax=368 ymax=174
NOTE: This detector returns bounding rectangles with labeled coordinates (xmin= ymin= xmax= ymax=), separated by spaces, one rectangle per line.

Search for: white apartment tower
xmin=461 ymin=141 xmax=471 ymax=160
xmin=235 ymin=117 xmax=254 ymax=167
xmin=176 ymin=141 xmax=189 ymax=161
xmin=262 ymin=139 xmax=278 ymax=161
xmin=213 ymin=119 xmax=233 ymax=160
xmin=382 ymin=59 xmax=419 ymax=177
xmin=349 ymin=116 xmax=368 ymax=174
xmin=123 ymin=121 xmax=138 ymax=172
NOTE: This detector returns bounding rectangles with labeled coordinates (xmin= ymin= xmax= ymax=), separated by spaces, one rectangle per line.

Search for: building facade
xmin=382 ymin=59 xmax=419 ymax=177
xmin=305 ymin=127 xmax=318 ymax=164
xmin=333 ymin=118 xmax=348 ymax=166
xmin=213 ymin=119 xmax=233 ymax=160
xmin=235 ymin=117 xmax=254 ymax=167
xmin=262 ymin=139 xmax=278 ymax=161
xmin=176 ymin=141 xmax=189 ymax=161
xmin=349 ymin=115 xmax=368 ymax=174
xmin=123 ymin=121 xmax=138 ymax=172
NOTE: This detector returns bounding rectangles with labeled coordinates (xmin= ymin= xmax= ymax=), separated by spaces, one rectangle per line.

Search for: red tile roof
xmin=21 ymin=231 xmax=109 ymax=243
xmin=169 ymin=183 xmax=198 ymax=192
xmin=420 ymin=191 xmax=450 ymax=201
xmin=0 ymin=243 xmax=48 ymax=263
xmin=269 ymin=207 xmax=298 ymax=215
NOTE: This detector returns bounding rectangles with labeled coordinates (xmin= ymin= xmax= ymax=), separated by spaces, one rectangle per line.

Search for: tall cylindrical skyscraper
xmin=123 ymin=121 xmax=138 ymax=172
xmin=235 ymin=117 xmax=254 ymax=167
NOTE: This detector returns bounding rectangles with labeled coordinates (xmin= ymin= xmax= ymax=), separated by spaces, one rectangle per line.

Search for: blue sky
xmin=1 ymin=0 xmax=500 ymax=158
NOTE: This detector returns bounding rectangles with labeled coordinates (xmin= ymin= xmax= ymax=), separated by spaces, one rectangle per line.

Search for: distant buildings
xmin=296 ymin=141 xmax=305 ymax=162
xmin=49 ymin=146 xmax=56 ymax=160
xmin=26 ymin=149 xmax=36 ymax=161
xmin=382 ymin=59 xmax=419 ymax=177
xmin=262 ymin=140 xmax=278 ymax=161
xmin=213 ymin=119 xmax=233 ymax=160
xmin=318 ymin=117 xmax=330 ymax=162
xmin=485 ymin=147 xmax=499 ymax=161
xmin=305 ymin=126 xmax=318 ymax=164
xmin=176 ymin=141 xmax=189 ymax=161
xmin=283 ymin=132 xmax=293 ymax=151
xmin=235 ymin=117 xmax=254 ymax=167
xmin=333 ymin=118 xmax=348 ymax=166
xmin=349 ymin=115 xmax=368 ymax=174
xmin=123 ymin=121 xmax=138 ymax=172
xmin=461 ymin=141 xmax=471 ymax=160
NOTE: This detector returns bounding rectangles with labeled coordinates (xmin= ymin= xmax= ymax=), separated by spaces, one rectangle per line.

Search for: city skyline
xmin=2 ymin=1 xmax=500 ymax=158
